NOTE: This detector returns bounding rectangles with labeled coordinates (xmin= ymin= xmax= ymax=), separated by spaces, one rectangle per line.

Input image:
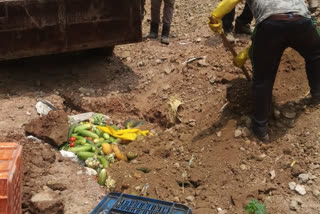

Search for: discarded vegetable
xmin=102 ymin=143 xmax=113 ymax=155
xmin=77 ymin=151 xmax=95 ymax=161
xmin=98 ymin=156 xmax=109 ymax=168
xmin=69 ymin=136 xmax=76 ymax=142
xmin=77 ymin=129 xmax=99 ymax=139
xmin=68 ymin=145 xmax=92 ymax=153
xmin=112 ymin=145 xmax=127 ymax=161
xmin=127 ymin=151 xmax=138 ymax=160
xmin=98 ymin=169 xmax=107 ymax=186
xmin=74 ymin=123 xmax=91 ymax=133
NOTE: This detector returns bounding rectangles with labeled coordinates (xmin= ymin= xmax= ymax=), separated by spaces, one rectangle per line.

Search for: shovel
xmin=209 ymin=16 xmax=251 ymax=81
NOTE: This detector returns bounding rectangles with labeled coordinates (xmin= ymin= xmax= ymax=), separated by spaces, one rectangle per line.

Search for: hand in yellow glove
xmin=208 ymin=0 xmax=242 ymax=34
xmin=208 ymin=18 xmax=223 ymax=34
xmin=233 ymin=46 xmax=250 ymax=68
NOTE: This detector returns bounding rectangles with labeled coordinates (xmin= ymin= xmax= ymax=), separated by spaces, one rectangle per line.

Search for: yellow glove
xmin=233 ymin=46 xmax=250 ymax=67
xmin=208 ymin=0 xmax=242 ymax=34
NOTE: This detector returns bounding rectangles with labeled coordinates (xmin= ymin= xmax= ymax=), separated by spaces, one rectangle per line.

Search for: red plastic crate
xmin=0 ymin=142 xmax=22 ymax=214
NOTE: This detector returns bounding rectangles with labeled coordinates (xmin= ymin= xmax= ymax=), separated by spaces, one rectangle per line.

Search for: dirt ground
xmin=1 ymin=1 xmax=320 ymax=213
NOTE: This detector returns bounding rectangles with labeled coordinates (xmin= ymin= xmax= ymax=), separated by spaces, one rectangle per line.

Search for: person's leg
xmin=235 ymin=3 xmax=253 ymax=34
xmin=290 ymin=18 xmax=320 ymax=103
xmin=147 ymin=0 xmax=162 ymax=38
xmin=249 ymin=20 xmax=287 ymax=141
xmin=222 ymin=9 xmax=236 ymax=42
xmin=222 ymin=8 xmax=235 ymax=33
xmin=161 ymin=0 xmax=175 ymax=44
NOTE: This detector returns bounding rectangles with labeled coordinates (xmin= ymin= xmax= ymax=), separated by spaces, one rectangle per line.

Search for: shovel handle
xmin=209 ymin=16 xmax=251 ymax=81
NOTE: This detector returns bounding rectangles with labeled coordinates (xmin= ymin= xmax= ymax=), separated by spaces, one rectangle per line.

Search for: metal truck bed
xmin=0 ymin=0 xmax=142 ymax=60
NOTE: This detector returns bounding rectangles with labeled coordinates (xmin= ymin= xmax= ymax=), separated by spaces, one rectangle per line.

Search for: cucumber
xmin=77 ymin=130 xmax=99 ymax=139
xmin=74 ymin=139 xmax=87 ymax=145
xmin=86 ymin=139 xmax=102 ymax=155
xmin=109 ymin=136 xmax=116 ymax=143
xmin=77 ymin=151 xmax=95 ymax=161
xmin=67 ymin=123 xmax=80 ymax=144
xmin=94 ymin=129 xmax=104 ymax=138
xmin=94 ymin=138 xmax=104 ymax=143
xmin=74 ymin=124 xmax=91 ymax=133
xmin=71 ymin=134 xmax=86 ymax=141
xmin=68 ymin=145 xmax=92 ymax=153
xmin=95 ymin=141 xmax=104 ymax=148
xmin=103 ymin=133 xmax=110 ymax=139
xmin=98 ymin=156 xmax=109 ymax=168
xmin=98 ymin=169 xmax=107 ymax=186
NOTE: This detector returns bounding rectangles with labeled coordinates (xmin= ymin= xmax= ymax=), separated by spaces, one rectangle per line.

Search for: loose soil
xmin=0 ymin=1 xmax=320 ymax=214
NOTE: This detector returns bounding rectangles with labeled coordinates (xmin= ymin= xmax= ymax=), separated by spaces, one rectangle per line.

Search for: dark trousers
xmin=222 ymin=3 xmax=253 ymax=32
xmin=151 ymin=0 xmax=175 ymax=25
xmin=250 ymin=17 xmax=320 ymax=128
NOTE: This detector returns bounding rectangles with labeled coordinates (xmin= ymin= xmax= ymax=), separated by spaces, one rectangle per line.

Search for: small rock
xmin=256 ymin=154 xmax=266 ymax=161
xmin=46 ymin=181 xmax=67 ymax=191
xmin=304 ymin=131 xmax=310 ymax=137
xmin=135 ymin=186 xmax=142 ymax=191
xmin=156 ymin=59 xmax=163 ymax=64
xmin=234 ymin=129 xmax=242 ymax=138
xmin=289 ymin=200 xmax=299 ymax=211
xmin=121 ymin=51 xmax=131 ymax=58
xmin=289 ymin=182 xmax=297 ymax=191
xmin=282 ymin=110 xmax=296 ymax=119
xmin=291 ymin=164 xmax=304 ymax=177
xmin=242 ymin=127 xmax=251 ymax=137
xmin=164 ymin=66 xmax=174 ymax=74
xmin=209 ymin=77 xmax=216 ymax=84
xmin=269 ymin=170 xmax=276 ymax=180
xmin=298 ymin=174 xmax=309 ymax=184
xmin=185 ymin=195 xmax=195 ymax=202
xmin=162 ymin=84 xmax=170 ymax=91
xmin=137 ymin=61 xmax=145 ymax=67
xmin=30 ymin=188 xmax=64 ymax=214
xmin=216 ymin=131 xmax=222 ymax=137
xmin=295 ymin=184 xmax=307 ymax=195
xmin=197 ymin=59 xmax=209 ymax=67
xmin=195 ymin=38 xmax=202 ymax=43
xmin=174 ymin=163 xmax=180 ymax=168
xmin=274 ymin=109 xmax=281 ymax=119
xmin=189 ymin=119 xmax=196 ymax=127
xmin=312 ymin=189 xmax=320 ymax=198
xmin=240 ymin=164 xmax=247 ymax=171
xmin=173 ymin=197 xmax=180 ymax=202
xmin=76 ymin=170 xmax=82 ymax=175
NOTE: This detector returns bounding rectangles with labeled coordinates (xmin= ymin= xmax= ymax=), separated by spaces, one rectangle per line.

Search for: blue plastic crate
xmin=91 ymin=192 xmax=193 ymax=214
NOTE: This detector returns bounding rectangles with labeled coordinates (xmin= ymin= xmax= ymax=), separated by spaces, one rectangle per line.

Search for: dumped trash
xmin=68 ymin=112 xmax=110 ymax=124
xmin=90 ymin=192 xmax=193 ymax=214
xmin=182 ymin=56 xmax=204 ymax=66
xmin=168 ymin=97 xmax=183 ymax=124
xmin=35 ymin=100 xmax=56 ymax=116
xmin=60 ymin=150 xmax=81 ymax=163
xmin=61 ymin=113 xmax=151 ymax=187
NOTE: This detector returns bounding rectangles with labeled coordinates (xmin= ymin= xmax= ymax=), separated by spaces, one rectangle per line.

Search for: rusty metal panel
xmin=0 ymin=0 xmax=142 ymax=60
